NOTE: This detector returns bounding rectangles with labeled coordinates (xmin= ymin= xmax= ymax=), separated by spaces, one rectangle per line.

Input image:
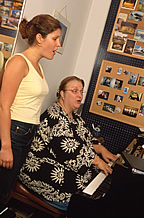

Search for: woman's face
xmin=40 ymin=28 xmax=61 ymax=59
xmin=61 ymin=80 xmax=84 ymax=112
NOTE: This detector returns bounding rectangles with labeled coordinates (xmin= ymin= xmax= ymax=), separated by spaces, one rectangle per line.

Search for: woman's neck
xmin=22 ymin=49 xmax=43 ymax=77
xmin=22 ymin=47 xmax=41 ymax=64
xmin=57 ymin=101 xmax=73 ymax=119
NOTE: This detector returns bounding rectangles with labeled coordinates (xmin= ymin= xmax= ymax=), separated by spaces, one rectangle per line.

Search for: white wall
xmin=73 ymin=0 xmax=111 ymax=102
xmin=14 ymin=0 xmax=111 ymax=112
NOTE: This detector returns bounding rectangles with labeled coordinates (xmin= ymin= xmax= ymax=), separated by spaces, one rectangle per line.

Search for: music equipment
xmin=67 ymin=138 xmax=144 ymax=218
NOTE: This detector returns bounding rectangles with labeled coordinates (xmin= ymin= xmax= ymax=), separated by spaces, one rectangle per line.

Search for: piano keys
xmin=81 ymin=153 xmax=120 ymax=199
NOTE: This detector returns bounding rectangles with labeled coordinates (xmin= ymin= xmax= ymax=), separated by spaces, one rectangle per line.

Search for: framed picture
xmin=53 ymin=10 xmax=70 ymax=54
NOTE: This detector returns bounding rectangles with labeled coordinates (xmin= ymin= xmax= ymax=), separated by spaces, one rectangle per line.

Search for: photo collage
xmin=89 ymin=60 xmax=144 ymax=128
xmin=107 ymin=0 xmax=144 ymax=59
xmin=0 ymin=0 xmax=25 ymax=58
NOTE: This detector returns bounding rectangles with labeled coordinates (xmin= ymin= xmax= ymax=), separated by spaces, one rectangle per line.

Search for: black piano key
xmin=91 ymin=174 xmax=112 ymax=200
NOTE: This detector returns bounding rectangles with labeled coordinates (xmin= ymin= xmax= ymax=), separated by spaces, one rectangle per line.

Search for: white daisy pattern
xmin=31 ymin=136 xmax=45 ymax=152
xmin=24 ymin=152 xmax=41 ymax=172
xmin=51 ymin=166 xmax=65 ymax=185
xmin=60 ymin=138 xmax=79 ymax=153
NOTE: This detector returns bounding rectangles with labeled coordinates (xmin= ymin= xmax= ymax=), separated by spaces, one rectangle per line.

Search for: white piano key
xmin=83 ymin=172 xmax=106 ymax=195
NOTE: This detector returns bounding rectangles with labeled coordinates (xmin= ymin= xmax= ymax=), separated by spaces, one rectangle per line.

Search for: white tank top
xmin=7 ymin=53 xmax=49 ymax=124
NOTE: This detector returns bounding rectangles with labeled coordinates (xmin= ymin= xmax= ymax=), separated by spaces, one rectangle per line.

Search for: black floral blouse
xmin=19 ymin=103 xmax=100 ymax=203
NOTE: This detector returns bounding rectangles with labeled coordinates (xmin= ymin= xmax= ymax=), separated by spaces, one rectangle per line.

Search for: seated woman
xmin=19 ymin=76 xmax=117 ymax=211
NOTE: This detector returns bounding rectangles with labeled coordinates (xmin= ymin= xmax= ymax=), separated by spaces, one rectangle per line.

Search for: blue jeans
xmin=0 ymin=120 xmax=38 ymax=204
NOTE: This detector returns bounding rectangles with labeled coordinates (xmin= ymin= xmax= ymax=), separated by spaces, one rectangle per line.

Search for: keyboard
xmin=81 ymin=154 xmax=120 ymax=199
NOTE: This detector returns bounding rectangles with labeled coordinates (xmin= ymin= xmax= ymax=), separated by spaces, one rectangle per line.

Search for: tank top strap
xmin=5 ymin=53 xmax=44 ymax=76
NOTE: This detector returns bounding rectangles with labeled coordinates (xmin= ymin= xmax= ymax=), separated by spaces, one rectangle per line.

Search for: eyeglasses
xmin=64 ymin=89 xmax=85 ymax=95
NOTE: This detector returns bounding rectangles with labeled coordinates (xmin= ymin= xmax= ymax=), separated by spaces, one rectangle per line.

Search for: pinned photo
xmin=111 ymin=32 xmax=127 ymax=51
xmin=3 ymin=43 xmax=12 ymax=52
xmin=115 ymin=17 xmax=126 ymax=31
xmin=124 ymin=39 xmax=136 ymax=54
xmin=118 ymin=13 xmax=128 ymax=22
xmin=106 ymin=66 xmax=112 ymax=73
xmin=139 ymin=103 xmax=144 ymax=116
xmin=116 ymin=107 xmax=121 ymax=113
xmin=102 ymin=103 xmax=115 ymax=114
xmin=122 ymin=0 xmax=138 ymax=10
xmin=97 ymin=100 xmax=102 ymax=106
xmin=10 ymin=9 xmax=21 ymax=19
xmin=122 ymin=105 xmax=138 ymax=118
xmin=128 ymin=72 xmax=139 ymax=85
xmin=1 ymin=16 xmax=8 ymax=25
xmin=101 ymin=76 xmax=111 ymax=87
xmin=3 ymin=0 xmax=13 ymax=7
xmin=114 ymin=95 xmax=123 ymax=102
xmin=133 ymin=45 xmax=144 ymax=56
xmin=97 ymin=90 xmax=109 ymax=100
xmin=7 ymin=17 xmax=19 ymax=28
xmin=123 ymin=70 xmax=129 ymax=75
xmin=110 ymin=78 xmax=123 ymax=90
xmin=0 ymin=6 xmax=10 ymax=17
xmin=138 ymin=0 xmax=144 ymax=12
xmin=138 ymin=76 xmax=144 ymax=86
xmin=13 ymin=0 xmax=23 ymax=10
xmin=134 ymin=29 xmax=144 ymax=42
xmin=129 ymin=91 xmax=142 ymax=101
xmin=123 ymin=86 xmax=129 ymax=94
xmin=119 ymin=21 xmax=137 ymax=35
xmin=117 ymin=67 xmax=122 ymax=75
xmin=128 ymin=11 xmax=144 ymax=21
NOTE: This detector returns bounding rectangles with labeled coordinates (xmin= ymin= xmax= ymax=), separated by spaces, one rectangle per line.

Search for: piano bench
xmin=7 ymin=180 xmax=67 ymax=218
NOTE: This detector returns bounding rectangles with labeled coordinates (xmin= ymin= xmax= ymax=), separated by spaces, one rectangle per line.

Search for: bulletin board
xmin=0 ymin=0 xmax=26 ymax=59
xmin=89 ymin=60 xmax=144 ymax=128
xmin=81 ymin=0 xmax=143 ymax=154
xmin=107 ymin=0 xmax=144 ymax=60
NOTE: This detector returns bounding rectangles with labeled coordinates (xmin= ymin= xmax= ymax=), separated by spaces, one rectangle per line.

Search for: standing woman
xmin=0 ymin=14 xmax=61 ymax=208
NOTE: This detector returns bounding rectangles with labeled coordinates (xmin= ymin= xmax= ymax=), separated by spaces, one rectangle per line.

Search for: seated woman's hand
xmin=92 ymin=155 xmax=112 ymax=176
xmin=93 ymin=144 xmax=118 ymax=164
xmin=99 ymin=146 xmax=118 ymax=164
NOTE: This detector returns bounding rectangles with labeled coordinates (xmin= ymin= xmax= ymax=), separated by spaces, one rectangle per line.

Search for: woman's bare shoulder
xmin=6 ymin=54 xmax=29 ymax=76
xmin=8 ymin=54 xmax=27 ymax=65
